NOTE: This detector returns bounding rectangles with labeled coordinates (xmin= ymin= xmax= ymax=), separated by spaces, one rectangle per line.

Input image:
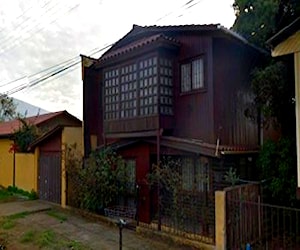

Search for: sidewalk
xmin=0 ymin=200 xmax=194 ymax=249
xmin=0 ymin=199 xmax=51 ymax=216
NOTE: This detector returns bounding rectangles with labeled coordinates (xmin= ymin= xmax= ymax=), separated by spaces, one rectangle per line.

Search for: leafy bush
xmin=66 ymin=145 xmax=128 ymax=213
xmin=6 ymin=186 xmax=38 ymax=200
xmin=259 ymin=137 xmax=297 ymax=206
xmin=12 ymin=118 xmax=40 ymax=152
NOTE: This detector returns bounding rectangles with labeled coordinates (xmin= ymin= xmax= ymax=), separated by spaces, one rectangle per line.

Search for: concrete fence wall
xmin=0 ymin=138 xmax=38 ymax=192
xmin=15 ymin=152 xmax=37 ymax=192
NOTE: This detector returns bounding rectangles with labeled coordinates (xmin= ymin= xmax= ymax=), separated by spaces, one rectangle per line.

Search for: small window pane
xmin=181 ymin=63 xmax=191 ymax=92
xmin=192 ymin=58 xmax=204 ymax=89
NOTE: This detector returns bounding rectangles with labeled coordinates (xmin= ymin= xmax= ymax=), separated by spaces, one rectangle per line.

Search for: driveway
xmin=0 ymin=200 xmax=195 ymax=249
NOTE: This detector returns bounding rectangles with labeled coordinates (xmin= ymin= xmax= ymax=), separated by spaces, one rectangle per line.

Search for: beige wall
xmin=0 ymin=139 xmax=39 ymax=192
xmin=15 ymin=153 xmax=36 ymax=192
xmin=0 ymin=139 xmax=14 ymax=187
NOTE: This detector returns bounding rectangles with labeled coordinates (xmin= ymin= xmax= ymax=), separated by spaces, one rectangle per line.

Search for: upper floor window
xmin=181 ymin=57 xmax=204 ymax=93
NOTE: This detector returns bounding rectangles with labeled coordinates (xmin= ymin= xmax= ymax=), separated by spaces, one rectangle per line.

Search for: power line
xmin=0 ymin=1 xmax=79 ymax=55
xmin=0 ymin=0 xmax=57 ymax=51
xmin=3 ymin=0 xmax=208 ymax=96
xmin=2 ymin=43 xmax=113 ymax=95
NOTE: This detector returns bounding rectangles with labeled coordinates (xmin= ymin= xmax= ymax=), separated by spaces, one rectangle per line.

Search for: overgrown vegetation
xmin=66 ymin=144 xmax=129 ymax=213
xmin=0 ymin=95 xmax=17 ymax=122
xmin=0 ymin=186 xmax=37 ymax=202
xmin=259 ymin=137 xmax=297 ymax=206
xmin=46 ymin=210 xmax=67 ymax=222
xmin=12 ymin=118 xmax=40 ymax=152
xmin=147 ymin=157 xmax=211 ymax=232
xmin=224 ymin=167 xmax=240 ymax=186
xmin=233 ymin=0 xmax=300 ymax=206
xmin=19 ymin=229 xmax=86 ymax=249
xmin=0 ymin=212 xmax=29 ymax=230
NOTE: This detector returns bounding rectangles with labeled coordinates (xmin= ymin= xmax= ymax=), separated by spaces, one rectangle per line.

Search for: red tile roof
xmin=0 ymin=110 xmax=74 ymax=136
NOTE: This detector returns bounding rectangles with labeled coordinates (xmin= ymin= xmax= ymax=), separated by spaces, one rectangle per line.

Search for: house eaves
xmin=266 ymin=17 xmax=300 ymax=56
xmin=94 ymin=33 xmax=180 ymax=68
xmin=151 ymin=136 xmax=259 ymax=158
xmin=266 ymin=17 xmax=300 ymax=48
xmin=98 ymin=24 xmax=266 ymax=63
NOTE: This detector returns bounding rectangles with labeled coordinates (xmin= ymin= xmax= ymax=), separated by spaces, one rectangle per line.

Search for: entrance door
xmin=38 ymin=151 xmax=61 ymax=204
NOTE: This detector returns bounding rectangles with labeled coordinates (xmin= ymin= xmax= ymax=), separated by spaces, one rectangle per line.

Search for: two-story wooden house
xmin=81 ymin=24 xmax=264 ymax=225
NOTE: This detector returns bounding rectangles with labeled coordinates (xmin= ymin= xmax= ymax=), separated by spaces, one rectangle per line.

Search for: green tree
xmin=232 ymin=0 xmax=279 ymax=47
xmin=232 ymin=0 xmax=300 ymax=48
xmin=12 ymin=118 xmax=40 ymax=152
xmin=0 ymin=94 xmax=17 ymax=122
xmin=232 ymin=0 xmax=300 ymax=205
xmin=259 ymin=137 xmax=297 ymax=206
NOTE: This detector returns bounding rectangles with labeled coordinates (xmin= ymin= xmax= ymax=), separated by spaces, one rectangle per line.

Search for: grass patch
xmin=0 ymin=188 xmax=15 ymax=202
xmin=46 ymin=210 xmax=67 ymax=222
xmin=20 ymin=229 xmax=88 ymax=249
xmin=7 ymin=211 xmax=29 ymax=220
xmin=65 ymin=240 xmax=85 ymax=250
xmin=6 ymin=186 xmax=38 ymax=200
xmin=37 ymin=230 xmax=56 ymax=248
xmin=20 ymin=230 xmax=37 ymax=243
xmin=0 ymin=219 xmax=15 ymax=230
xmin=0 ymin=212 xmax=30 ymax=230
xmin=0 ymin=186 xmax=37 ymax=202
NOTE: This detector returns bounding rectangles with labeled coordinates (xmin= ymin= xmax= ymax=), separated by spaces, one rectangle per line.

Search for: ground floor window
xmin=181 ymin=156 xmax=209 ymax=192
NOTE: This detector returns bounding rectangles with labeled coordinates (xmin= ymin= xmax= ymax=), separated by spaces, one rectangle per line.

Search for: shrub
xmin=66 ymin=145 xmax=128 ymax=213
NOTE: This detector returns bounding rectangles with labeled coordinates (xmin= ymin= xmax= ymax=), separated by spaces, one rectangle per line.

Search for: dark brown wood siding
xmin=104 ymin=116 xmax=159 ymax=133
xmin=212 ymin=38 xmax=260 ymax=146
xmin=172 ymin=35 xmax=215 ymax=142
xmin=83 ymin=67 xmax=103 ymax=155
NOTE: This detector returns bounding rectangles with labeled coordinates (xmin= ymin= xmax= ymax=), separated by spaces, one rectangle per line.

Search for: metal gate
xmin=38 ymin=151 xmax=61 ymax=204
xmin=226 ymin=184 xmax=300 ymax=249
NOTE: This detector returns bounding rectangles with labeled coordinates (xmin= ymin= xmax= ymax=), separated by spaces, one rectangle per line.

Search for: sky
xmin=0 ymin=0 xmax=236 ymax=119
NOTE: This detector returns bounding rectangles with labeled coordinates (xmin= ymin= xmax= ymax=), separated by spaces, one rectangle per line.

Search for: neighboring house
xmin=81 ymin=24 xmax=264 ymax=224
xmin=266 ymin=17 xmax=300 ymax=197
xmin=13 ymin=98 xmax=49 ymax=118
xmin=0 ymin=110 xmax=82 ymax=207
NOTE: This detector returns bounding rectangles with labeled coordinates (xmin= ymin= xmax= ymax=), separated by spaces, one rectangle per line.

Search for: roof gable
xmin=99 ymin=33 xmax=180 ymax=64
xmin=98 ymin=24 xmax=264 ymax=63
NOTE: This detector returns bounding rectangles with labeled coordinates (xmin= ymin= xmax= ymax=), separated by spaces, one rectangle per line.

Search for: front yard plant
xmin=0 ymin=186 xmax=37 ymax=202
xmin=66 ymin=144 xmax=129 ymax=213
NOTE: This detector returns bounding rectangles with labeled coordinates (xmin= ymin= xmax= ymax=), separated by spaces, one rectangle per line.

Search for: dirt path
xmin=0 ymin=203 xmax=195 ymax=249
